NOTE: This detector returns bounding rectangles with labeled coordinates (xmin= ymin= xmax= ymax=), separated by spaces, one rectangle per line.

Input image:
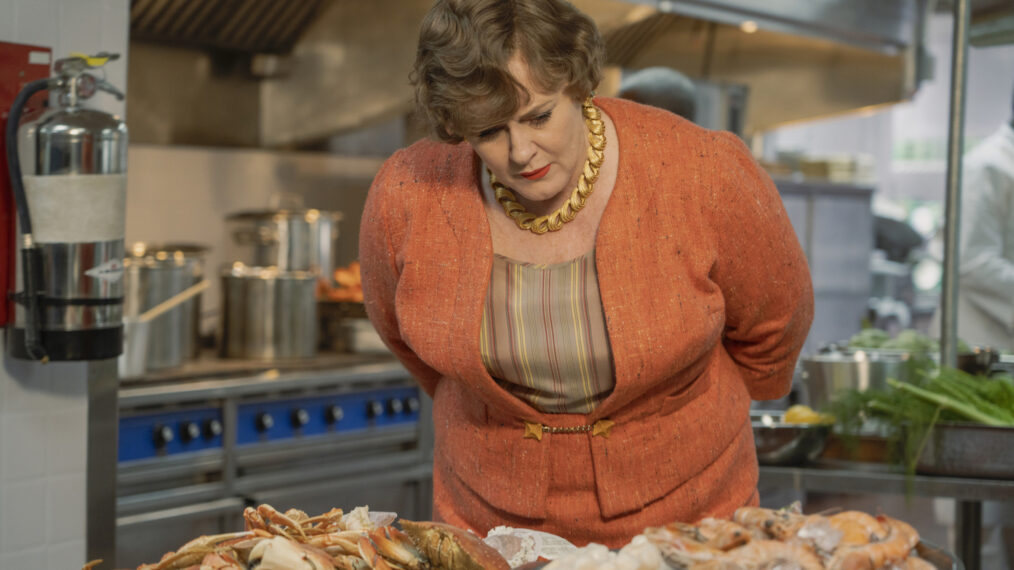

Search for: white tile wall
xmin=46 ymin=405 xmax=88 ymax=476
xmin=0 ymin=547 xmax=47 ymax=570
xmin=1 ymin=479 xmax=47 ymax=552
xmin=0 ymin=0 xmax=129 ymax=566
xmin=48 ymin=540 xmax=88 ymax=570
xmin=47 ymin=473 xmax=87 ymax=544
xmin=0 ymin=413 xmax=49 ymax=481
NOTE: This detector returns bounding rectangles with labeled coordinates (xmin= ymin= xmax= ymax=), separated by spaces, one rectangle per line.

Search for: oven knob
xmin=367 ymin=400 xmax=384 ymax=419
xmin=387 ymin=398 xmax=404 ymax=415
xmin=291 ymin=408 xmax=310 ymax=428
xmin=180 ymin=422 xmax=201 ymax=443
xmin=256 ymin=413 xmax=275 ymax=432
xmin=404 ymin=396 xmax=420 ymax=413
xmin=326 ymin=405 xmax=344 ymax=424
xmin=153 ymin=424 xmax=175 ymax=448
xmin=204 ymin=419 xmax=224 ymax=439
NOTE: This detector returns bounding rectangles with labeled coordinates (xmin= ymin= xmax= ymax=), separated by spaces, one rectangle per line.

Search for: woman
xmin=360 ymin=0 xmax=813 ymax=548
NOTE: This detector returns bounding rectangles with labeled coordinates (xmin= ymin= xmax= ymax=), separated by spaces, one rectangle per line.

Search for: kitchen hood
xmin=615 ymin=0 xmax=917 ymax=54
xmin=598 ymin=0 xmax=928 ymax=133
xmin=126 ymin=0 xmax=931 ymax=147
xmin=130 ymin=0 xmax=332 ymax=54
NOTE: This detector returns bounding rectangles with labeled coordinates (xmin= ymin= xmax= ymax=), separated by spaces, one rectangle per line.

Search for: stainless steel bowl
xmin=751 ymin=411 xmax=830 ymax=466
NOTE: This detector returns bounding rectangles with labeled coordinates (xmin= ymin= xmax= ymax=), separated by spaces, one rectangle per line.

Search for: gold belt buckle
xmin=523 ymin=419 xmax=614 ymax=441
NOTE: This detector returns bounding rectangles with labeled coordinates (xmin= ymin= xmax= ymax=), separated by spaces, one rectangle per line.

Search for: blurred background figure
xmin=950 ymin=85 xmax=1014 ymax=352
xmin=618 ymin=66 xmax=698 ymax=122
xmin=956 ymin=82 xmax=1014 ymax=569
xmin=931 ymin=80 xmax=1014 ymax=570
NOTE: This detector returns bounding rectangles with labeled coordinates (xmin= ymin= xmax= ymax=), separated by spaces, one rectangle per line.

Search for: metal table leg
xmin=87 ymin=359 xmax=119 ymax=564
xmin=956 ymin=500 xmax=982 ymax=570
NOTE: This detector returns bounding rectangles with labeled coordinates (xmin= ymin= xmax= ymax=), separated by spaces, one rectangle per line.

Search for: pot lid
xmin=225 ymin=209 xmax=343 ymax=222
xmin=128 ymin=242 xmax=209 ymax=257
xmin=222 ymin=262 xmax=318 ymax=280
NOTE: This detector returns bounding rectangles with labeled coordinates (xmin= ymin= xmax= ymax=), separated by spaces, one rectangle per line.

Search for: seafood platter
xmin=84 ymin=502 xmax=960 ymax=570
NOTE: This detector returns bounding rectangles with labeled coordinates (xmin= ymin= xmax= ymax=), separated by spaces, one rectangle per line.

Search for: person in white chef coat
xmin=951 ymin=108 xmax=1014 ymax=351
xmin=934 ymin=85 xmax=1014 ymax=569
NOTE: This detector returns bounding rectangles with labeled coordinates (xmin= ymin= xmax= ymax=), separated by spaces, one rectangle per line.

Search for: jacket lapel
xmin=588 ymin=98 xmax=639 ymax=421
xmin=439 ymin=149 xmax=537 ymax=421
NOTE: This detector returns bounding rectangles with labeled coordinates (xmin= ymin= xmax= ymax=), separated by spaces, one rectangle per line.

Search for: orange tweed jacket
xmin=360 ymin=97 xmax=814 ymax=522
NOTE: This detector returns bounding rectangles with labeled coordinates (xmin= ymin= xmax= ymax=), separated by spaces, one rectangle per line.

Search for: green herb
xmin=848 ymin=328 xmax=891 ymax=349
xmin=846 ymin=327 xmax=972 ymax=353
xmin=887 ymin=378 xmax=1008 ymax=426
xmin=825 ymin=366 xmax=1014 ymax=491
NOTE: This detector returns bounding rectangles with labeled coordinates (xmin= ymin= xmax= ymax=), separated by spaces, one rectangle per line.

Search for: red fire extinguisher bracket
xmin=0 ymin=42 xmax=52 ymax=326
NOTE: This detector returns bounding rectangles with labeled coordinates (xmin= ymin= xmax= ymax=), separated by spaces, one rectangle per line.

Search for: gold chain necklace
xmin=488 ymin=97 xmax=606 ymax=235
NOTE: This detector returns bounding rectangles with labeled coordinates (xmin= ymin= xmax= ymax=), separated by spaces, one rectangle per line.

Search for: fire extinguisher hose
xmin=6 ymin=78 xmax=52 ymax=361
xmin=5 ymin=78 xmax=49 ymax=234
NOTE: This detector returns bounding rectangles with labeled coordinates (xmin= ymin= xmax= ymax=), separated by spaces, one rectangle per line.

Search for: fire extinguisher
xmin=5 ymin=53 xmax=127 ymax=361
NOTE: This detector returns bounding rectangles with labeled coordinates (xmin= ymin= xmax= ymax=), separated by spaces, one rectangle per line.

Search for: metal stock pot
xmin=799 ymin=345 xmax=999 ymax=410
xmin=798 ymin=347 xmax=912 ymax=410
xmin=224 ymin=209 xmax=343 ymax=283
xmin=220 ymin=264 xmax=317 ymax=360
xmin=122 ymin=243 xmax=208 ymax=373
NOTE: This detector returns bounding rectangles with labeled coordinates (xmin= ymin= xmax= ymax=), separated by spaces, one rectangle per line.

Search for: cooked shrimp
xmin=732 ymin=506 xmax=808 ymax=540
xmin=643 ymin=525 xmax=721 ymax=567
xmin=696 ymin=539 xmax=824 ymax=570
xmin=828 ymin=511 xmax=887 ymax=547
xmin=662 ymin=521 xmax=708 ymax=543
xmin=827 ymin=515 xmax=919 ymax=570
xmin=696 ymin=517 xmax=754 ymax=550
xmin=795 ymin=514 xmax=845 ymax=556
xmin=656 ymin=536 xmax=721 ymax=567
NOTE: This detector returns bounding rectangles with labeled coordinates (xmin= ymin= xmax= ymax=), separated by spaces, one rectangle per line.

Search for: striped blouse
xmin=479 ymin=250 xmax=616 ymax=414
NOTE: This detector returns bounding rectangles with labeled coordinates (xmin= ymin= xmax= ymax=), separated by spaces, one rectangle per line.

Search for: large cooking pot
xmin=799 ymin=345 xmax=999 ymax=410
xmin=220 ymin=264 xmax=317 ymax=360
xmin=799 ymin=348 xmax=913 ymax=410
xmin=122 ymin=243 xmax=208 ymax=373
xmin=225 ymin=209 xmax=343 ymax=283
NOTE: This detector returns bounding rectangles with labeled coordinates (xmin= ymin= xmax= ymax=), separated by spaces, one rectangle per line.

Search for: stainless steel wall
xmin=125 ymin=145 xmax=384 ymax=335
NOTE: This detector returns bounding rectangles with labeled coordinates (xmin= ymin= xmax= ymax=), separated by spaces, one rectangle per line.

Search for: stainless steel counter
xmin=760 ymin=459 xmax=1014 ymax=500
xmin=759 ymin=460 xmax=1014 ymax=570
xmin=119 ymin=353 xmax=412 ymax=404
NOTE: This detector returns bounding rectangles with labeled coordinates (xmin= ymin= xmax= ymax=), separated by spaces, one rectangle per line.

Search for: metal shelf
xmin=759 ymin=460 xmax=1014 ymax=501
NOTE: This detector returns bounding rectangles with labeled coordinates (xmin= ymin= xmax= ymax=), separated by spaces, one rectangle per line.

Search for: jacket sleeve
xmin=958 ymin=157 xmax=1014 ymax=333
xmin=359 ymin=152 xmax=443 ymax=396
xmin=709 ymin=132 xmax=814 ymax=400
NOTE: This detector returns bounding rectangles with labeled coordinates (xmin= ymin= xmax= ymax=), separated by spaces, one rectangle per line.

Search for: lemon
xmin=784 ymin=404 xmax=822 ymax=424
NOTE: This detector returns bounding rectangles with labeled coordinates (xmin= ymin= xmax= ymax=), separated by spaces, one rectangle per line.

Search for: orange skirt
xmin=433 ymin=423 xmax=760 ymax=549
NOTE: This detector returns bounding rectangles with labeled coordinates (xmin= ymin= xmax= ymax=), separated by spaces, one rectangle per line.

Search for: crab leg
xmin=258 ymin=504 xmax=309 ymax=539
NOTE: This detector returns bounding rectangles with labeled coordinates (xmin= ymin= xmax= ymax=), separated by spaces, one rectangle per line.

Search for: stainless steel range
xmin=115 ymin=354 xmax=432 ymax=568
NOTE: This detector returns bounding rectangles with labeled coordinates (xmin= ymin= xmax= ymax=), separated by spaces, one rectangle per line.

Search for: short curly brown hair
xmin=411 ymin=0 xmax=604 ymax=143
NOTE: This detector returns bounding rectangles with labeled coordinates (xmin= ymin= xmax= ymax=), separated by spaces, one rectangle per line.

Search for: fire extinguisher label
xmin=85 ymin=258 xmax=124 ymax=283
xmin=28 ymin=51 xmax=51 ymax=65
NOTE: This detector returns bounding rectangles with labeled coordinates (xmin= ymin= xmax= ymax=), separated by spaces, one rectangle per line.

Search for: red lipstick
xmin=520 ymin=164 xmax=550 ymax=181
